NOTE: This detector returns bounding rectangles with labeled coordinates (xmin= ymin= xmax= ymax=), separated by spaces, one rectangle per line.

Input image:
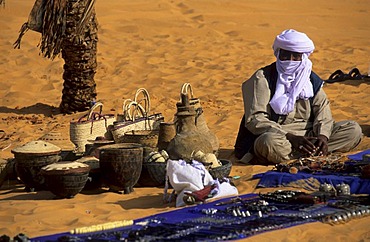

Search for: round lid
xmin=75 ymin=156 xmax=100 ymax=170
xmin=41 ymin=161 xmax=89 ymax=171
xmin=87 ymin=136 xmax=115 ymax=145
xmin=97 ymin=143 xmax=143 ymax=151
xmin=39 ymin=131 xmax=75 ymax=150
xmin=124 ymin=130 xmax=159 ymax=136
xmin=11 ymin=140 xmax=61 ymax=155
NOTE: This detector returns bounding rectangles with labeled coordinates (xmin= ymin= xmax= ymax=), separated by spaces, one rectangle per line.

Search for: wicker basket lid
xmin=87 ymin=136 xmax=115 ymax=145
xmin=11 ymin=140 xmax=61 ymax=155
xmin=39 ymin=131 xmax=75 ymax=150
xmin=75 ymin=156 xmax=100 ymax=170
xmin=41 ymin=161 xmax=89 ymax=171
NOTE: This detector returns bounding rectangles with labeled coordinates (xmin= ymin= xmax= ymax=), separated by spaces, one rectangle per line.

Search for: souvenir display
xmin=32 ymin=190 xmax=370 ymax=241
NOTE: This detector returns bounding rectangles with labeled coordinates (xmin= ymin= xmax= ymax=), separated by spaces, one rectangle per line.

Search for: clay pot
xmin=157 ymin=122 xmax=176 ymax=151
xmin=190 ymin=98 xmax=219 ymax=155
xmin=167 ymin=94 xmax=213 ymax=161
xmin=98 ymin=143 xmax=143 ymax=194
xmin=174 ymin=83 xmax=219 ymax=155
xmin=41 ymin=161 xmax=90 ymax=198
xmin=11 ymin=141 xmax=62 ymax=191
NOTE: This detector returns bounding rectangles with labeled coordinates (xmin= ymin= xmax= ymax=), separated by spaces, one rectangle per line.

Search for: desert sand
xmin=0 ymin=0 xmax=370 ymax=241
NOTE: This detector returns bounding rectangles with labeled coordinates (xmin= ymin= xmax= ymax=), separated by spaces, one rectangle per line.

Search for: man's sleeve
xmin=242 ymin=70 xmax=287 ymax=136
xmin=311 ymin=88 xmax=334 ymax=139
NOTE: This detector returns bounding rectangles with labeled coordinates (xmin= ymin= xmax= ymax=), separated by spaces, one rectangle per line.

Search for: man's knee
xmin=346 ymin=121 xmax=363 ymax=149
xmin=349 ymin=121 xmax=363 ymax=140
xmin=330 ymin=120 xmax=363 ymax=152
xmin=254 ymin=132 xmax=291 ymax=164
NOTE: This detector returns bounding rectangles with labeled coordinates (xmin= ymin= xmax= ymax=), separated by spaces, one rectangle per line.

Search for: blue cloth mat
xmin=255 ymin=171 xmax=370 ymax=194
xmin=31 ymin=192 xmax=352 ymax=242
xmin=347 ymin=149 xmax=370 ymax=161
xmin=255 ymin=149 xmax=370 ymax=193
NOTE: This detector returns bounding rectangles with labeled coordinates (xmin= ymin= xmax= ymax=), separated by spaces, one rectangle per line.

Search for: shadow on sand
xmin=0 ymin=103 xmax=60 ymax=117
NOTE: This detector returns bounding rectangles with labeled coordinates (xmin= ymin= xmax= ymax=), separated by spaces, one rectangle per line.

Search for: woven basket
xmin=41 ymin=161 xmax=90 ymax=198
xmin=137 ymin=162 xmax=167 ymax=187
xmin=122 ymin=130 xmax=159 ymax=148
xmin=12 ymin=141 xmax=62 ymax=191
xmin=70 ymin=102 xmax=115 ymax=153
xmin=111 ymin=88 xmax=163 ymax=143
xmin=39 ymin=131 xmax=75 ymax=151
xmin=208 ymin=159 xmax=232 ymax=179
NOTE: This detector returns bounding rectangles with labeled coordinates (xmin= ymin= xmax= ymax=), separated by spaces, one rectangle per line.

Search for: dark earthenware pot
xmin=41 ymin=161 xmax=90 ymax=198
xmin=98 ymin=143 xmax=143 ymax=194
xmin=157 ymin=122 xmax=176 ymax=151
xmin=75 ymin=156 xmax=102 ymax=190
xmin=12 ymin=141 xmax=61 ymax=191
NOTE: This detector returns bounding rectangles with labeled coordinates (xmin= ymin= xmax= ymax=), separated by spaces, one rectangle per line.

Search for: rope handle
xmin=125 ymin=100 xmax=153 ymax=130
xmin=180 ymin=83 xmax=194 ymax=100
xmin=134 ymin=88 xmax=151 ymax=115
xmin=77 ymin=111 xmax=105 ymax=123
xmin=87 ymin=102 xmax=104 ymax=120
xmin=122 ymin=98 xmax=133 ymax=121
xmin=124 ymin=100 xmax=147 ymax=122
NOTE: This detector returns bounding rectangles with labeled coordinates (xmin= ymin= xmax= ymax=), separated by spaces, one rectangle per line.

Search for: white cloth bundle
xmin=165 ymin=159 xmax=238 ymax=207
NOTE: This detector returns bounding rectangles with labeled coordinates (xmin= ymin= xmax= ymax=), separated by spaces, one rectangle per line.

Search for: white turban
xmin=272 ymin=29 xmax=315 ymax=56
xmin=269 ymin=29 xmax=316 ymax=115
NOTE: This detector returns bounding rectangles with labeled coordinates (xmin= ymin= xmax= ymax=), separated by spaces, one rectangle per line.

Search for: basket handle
xmin=90 ymin=112 xmax=108 ymax=133
xmin=76 ymin=111 xmax=104 ymax=123
xmin=134 ymin=88 xmax=151 ymax=115
xmin=125 ymin=100 xmax=152 ymax=130
xmin=87 ymin=102 xmax=103 ymax=120
xmin=121 ymin=98 xmax=133 ymax=121
xmin=124 ymin=100 xmax=146 ymax=122
xmin=180 ymin=83 xmax=194 ymax=101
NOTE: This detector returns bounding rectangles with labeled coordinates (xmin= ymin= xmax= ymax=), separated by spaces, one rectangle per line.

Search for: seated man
xmin=234 ymin=29 xmax=362 ymax=165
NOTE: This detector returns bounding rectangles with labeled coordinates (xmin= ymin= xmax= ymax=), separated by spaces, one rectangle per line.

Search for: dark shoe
xmin=348 ymin=68 xmax=364 ymax=80
xmin=325 ymin=69 xmax=348 ymax=83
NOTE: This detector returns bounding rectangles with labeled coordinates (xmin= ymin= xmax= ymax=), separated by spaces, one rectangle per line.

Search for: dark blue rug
xmin=255 ymin=149 xmax=370 ymax=194
xmin=31 ymin=191 xmax=370 ymax=242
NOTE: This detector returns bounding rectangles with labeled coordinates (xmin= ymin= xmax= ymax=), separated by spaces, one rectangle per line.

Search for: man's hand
xmin=286 ymin=133 xmax=319 ymax=156
xmin=313 ymin=135 xmax=329 ymax=156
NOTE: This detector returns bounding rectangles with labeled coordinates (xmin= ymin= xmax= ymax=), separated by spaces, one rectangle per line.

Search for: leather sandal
xmin=325 ymin=69 xmax=348 ymax=83
xmin=348 ymin=68 xmax=364 ymax=80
